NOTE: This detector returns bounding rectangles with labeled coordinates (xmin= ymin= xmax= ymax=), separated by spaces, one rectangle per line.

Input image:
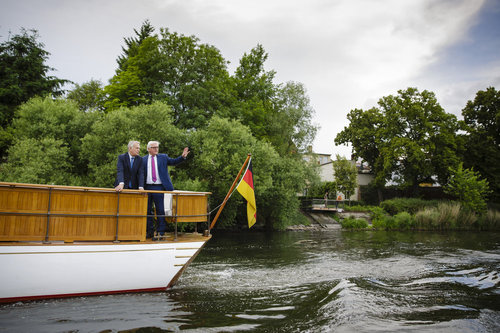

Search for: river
xmin=1 ymin=230 xmax=499 ymax=332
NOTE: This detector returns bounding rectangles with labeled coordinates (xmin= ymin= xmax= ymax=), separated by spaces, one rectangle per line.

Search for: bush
xmin=381 ymin=198 xmax=440 ymax=215
xmin=393 ymin=212 xmax=415 ymax=230
xmin=370 ymin=206 xmax=389 ymax=229
xmin=340 ymin=217 xmax=369 ymax=229
xmin=444 ymin=163 xmax=491 ymax=215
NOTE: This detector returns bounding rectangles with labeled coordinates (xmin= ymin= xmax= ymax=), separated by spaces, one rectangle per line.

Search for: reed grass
xmin=340 ymin=200 xmax=500 ymax=231
xmin=478 ymin=209 xmax=500 ymax=230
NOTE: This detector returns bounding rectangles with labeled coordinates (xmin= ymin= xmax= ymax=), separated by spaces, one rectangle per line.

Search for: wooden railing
xmin=300 ymin=198 xmax=347 ymax=211
xmin=0 ymin=182 xmax=210 ymax=243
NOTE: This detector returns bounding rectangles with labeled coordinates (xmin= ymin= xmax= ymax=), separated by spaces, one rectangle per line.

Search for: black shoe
xmin=146 ymin=231 xmax=154 ymax=238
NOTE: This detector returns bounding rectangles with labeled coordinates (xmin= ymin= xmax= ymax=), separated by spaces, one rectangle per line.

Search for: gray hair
xmin=128 ymin=141 xmax=140 ymax=149
xmin=147 ymin=141 xmax=160 ymax=149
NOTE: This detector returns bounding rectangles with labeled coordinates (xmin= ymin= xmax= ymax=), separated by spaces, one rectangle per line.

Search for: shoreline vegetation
xmin=293 ymin=198 xmax=500 ymax=232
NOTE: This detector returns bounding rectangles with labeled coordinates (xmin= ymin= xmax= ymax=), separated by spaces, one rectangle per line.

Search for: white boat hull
xmin=0 ymin=240 xmax=207 ymax=303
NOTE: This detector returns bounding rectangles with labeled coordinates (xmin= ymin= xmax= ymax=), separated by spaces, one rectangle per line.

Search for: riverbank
xmin=287 ymin=211 xmax=372 ymax=231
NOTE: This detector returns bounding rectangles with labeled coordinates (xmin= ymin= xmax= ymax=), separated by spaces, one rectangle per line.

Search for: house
xmin=305 ymin=149 xmax=374 ymax=201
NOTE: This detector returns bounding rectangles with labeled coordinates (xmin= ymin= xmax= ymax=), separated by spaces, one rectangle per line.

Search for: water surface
xmin=1 ymin=231 xmax=499 ymax=332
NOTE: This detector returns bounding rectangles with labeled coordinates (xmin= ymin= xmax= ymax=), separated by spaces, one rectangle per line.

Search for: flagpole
xmin=209 ymin=154 xmax=251 ymax=231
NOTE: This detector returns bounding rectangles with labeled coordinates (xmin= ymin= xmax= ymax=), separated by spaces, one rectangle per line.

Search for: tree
xmin=231 ymin=44 xmax=276 ymax=140
xmin=0 ymin=28 xmax=68 ymax=158
xmin=460 ymin=87 xmax=500 ymax=201
xmin=335 ymin=107 xmax=385 ymax=185
xmin=116 ymin=19 xmax=155 ymax=71
xmin=104 ymin=64 xmax=149 ymax=109
xmin=188 ymin=116 xmax=316 ymax=229
xmin=67 ymin=79 xmax=106 ymax=112
xmin=268 ymin=82 xmax=318 ymax=155
xmin=336 ymin=88 xmax=460 ymax=196
xmin=0 ymin=137 xmax=73 ymax=184
xmin=105 ymin=26 xmax=232 ymax=129
xmin=0 ymin=97 xmax=97 ymax=185
xmin=81 ymin=101 xmax=187 ymax=187
xmin=332 ymin=154 xmax=358 ymax=199
xmin=444 ymin=163 xmax=491 ymax=214
xmin=106 ymin=24 xmax=318 ymax=158
xmin=188 ymin=116 xmax=277 ymax=228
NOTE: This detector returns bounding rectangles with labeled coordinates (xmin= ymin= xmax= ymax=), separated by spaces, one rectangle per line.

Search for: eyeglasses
xmin=150 ymin=146 xmax=159 ymax=149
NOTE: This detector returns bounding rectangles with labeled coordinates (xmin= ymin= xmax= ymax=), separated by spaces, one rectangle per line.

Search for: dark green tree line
xmin=0 ymin=28 xmax=68 ymax=159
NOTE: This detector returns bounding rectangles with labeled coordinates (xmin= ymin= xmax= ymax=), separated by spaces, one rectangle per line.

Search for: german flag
xmin=236 ymin=160 xmax=256 ymax=228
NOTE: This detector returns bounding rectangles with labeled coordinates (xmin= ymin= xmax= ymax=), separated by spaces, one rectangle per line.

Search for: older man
xmin=143 ymin=141 xmax=190 ymax=237
xmin=114 ymin=141 xmax=144 ymax=191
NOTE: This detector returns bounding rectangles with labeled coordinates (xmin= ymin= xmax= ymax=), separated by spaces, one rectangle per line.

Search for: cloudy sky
xmin=2 ymin=0 xmax=500 ymax=157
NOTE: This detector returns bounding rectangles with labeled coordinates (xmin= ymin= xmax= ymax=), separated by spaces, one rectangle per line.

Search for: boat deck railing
xmin=0 ymin=182 xmax=211 ymax=243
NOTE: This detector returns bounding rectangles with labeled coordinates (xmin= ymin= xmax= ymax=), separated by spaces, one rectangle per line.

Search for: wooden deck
xmin=311 ymin=206 xmax=342 ymax=212
xmin=0 ymin=182 xmax=211 ymax=243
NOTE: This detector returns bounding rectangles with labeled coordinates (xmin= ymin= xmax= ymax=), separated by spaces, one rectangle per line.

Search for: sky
xmin=2 ymin=0 xmax=500 ymax=158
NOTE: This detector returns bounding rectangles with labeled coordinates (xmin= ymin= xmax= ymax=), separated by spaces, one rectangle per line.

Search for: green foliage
xmin=332 ymin=154 xmax=357 ymax=198
xmin=0 ymin=24 xmax=321 ymax=231
xmin=117 ymin=19 xmax=155 ymax=71
xmin=107 ymin=26 xmax=232 ymax=129
xmin=342 ymin=205 xmax=374 ymax=212
xmin=0 ymin=137 xmax=74 ymax=184
xmin=393 ymin=212 xmax=414 ymax=230
xmin=340 ymin=217 xmax=369 ymax=229
xmin=307 ymin=181 xmax=335 ymax=198
xmin=268 ymin=81 xmax=318 ymax=155
xmin=444 ymin=163 xmax=491 ymax=214
xmin=478 ymin=210 xmax=500 ymax=230
xmin=369 ymin=206 xmax=388 ymax=224
xmin=460 ymin=86 xmax=500 ymax=202
xmin=380 ymin=197 xmax=440 ymax=215
xmin=67 ymin=79 xmax=106 ymax=112
xmin=371 ymin=211 xmax=414 ymax=230
xmin=414 ymin=208 xmax=441 ymax=230
xmin=262 ymin=155 xmax=319 ymax=230
xmin=188 ymin=116 xmax=316 ymax=229
xmin=335 ymin=87 xmax=460 ymax=192
xmin=107 ymin=24 xmax=318 ymax=158
xmin=189 ymin=116 xmax=274 ymax=228
xmin=0 ymin=28 xmax=68 ymax=158
xmin=104 ymin=64 xmax=149 ymax=109
xmin=414 ymin=202 xmax=476 ymax=230
xmin=81 ymin=101 xmax=186 ymax=187
xmin=0 ymin=97 xmax=97 ymax=184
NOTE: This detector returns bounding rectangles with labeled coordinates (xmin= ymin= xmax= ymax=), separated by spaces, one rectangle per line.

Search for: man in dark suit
xmin=143 ymin=141 xmax=190 ymax=237
xmin=114 ymin=141 xmax=144 ymax=191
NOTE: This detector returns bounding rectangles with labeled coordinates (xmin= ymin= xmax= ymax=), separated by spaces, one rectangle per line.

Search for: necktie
xmin=129 ymin=157 xmax=134 ymax=188
xmin=152 ymin=156 xmax=157 ymax=182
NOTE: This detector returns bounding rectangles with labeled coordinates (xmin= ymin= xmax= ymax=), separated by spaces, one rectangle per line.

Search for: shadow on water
xmin=1 ymin=230 xmax=499 ymax=332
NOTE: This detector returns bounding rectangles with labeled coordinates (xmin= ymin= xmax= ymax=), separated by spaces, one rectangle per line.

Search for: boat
xmin=0 ymin=182 xmax=212 ymax=303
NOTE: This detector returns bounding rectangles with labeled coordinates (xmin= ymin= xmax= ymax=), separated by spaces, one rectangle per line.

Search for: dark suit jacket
xmin=114 ymin=153 xmax=144 ymax=189
xmin=143 ymin=153 xmax=185 ymax=191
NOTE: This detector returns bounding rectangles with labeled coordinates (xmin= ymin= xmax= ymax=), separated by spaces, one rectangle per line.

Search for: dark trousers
xmin=145 ymin=184 xmax=166 ymax=234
